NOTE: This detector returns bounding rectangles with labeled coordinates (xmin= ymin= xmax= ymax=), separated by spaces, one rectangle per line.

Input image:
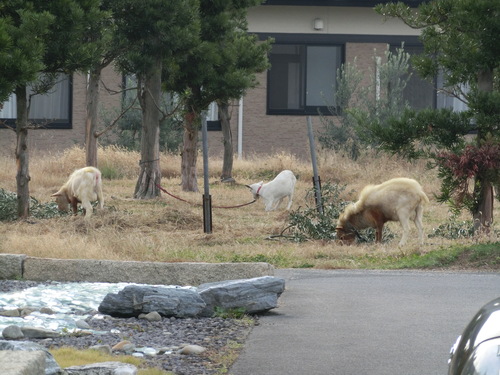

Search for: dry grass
xmin=0 ymin=146 xmax=496 ymax=269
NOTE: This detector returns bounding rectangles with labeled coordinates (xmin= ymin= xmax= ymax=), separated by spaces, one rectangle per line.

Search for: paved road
xmin=230 ymin=269 xmax=499 ymax=375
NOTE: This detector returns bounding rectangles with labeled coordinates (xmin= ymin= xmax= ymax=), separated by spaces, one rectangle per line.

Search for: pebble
xmin=139 ymin=311 xmax=162 ymax=322
xmin=2 ymin=325 xmax=24 ymax=339
xmin=75 ymin=319 xmax=91 ymax=330
xmin=112 ymin=340 xmax=135 ymax=353
xmin=179 ymin=344 xmax=207 ymax=355
xmin=0 ymin=309 xmax=20 ymax=317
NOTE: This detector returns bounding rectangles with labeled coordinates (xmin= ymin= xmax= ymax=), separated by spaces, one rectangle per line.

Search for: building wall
xmin=246 ymin=6 xmax=420 ymax=36
xmin=1 ymin=5 xmax=419 ymax=160
xmin=206 ymin=6 xmax=420 ymax=160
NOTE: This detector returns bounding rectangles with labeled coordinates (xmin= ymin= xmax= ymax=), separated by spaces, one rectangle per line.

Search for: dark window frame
xmin=267 ymin=43 xmax=344 ymax=116
xmin=256 ymin=33 xmax=428 ymax=116
xmin=0 ymin=75 xmax=73 ymax=130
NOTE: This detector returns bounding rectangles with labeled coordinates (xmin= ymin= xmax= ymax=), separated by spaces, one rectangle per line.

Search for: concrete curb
xmin=0 ymin=254 xmax=26 ymax=280
xmin=0 ymin=254 xmax=274 ymax=286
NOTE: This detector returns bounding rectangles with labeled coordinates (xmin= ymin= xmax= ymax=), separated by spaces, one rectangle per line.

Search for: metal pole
xmin=237 ymin=97 xmax=243 ymax=160
xmin=307 ymin=116 xmax=323 ymax=214
xmin=202 ymin=114 xmax=212 ymax=233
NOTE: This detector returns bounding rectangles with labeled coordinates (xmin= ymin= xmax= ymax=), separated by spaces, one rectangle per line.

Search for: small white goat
xmin=246 ymin=170 xmax=296 ymax=211
xmin=52 ymin=166 xmax=104 ymax=218
xmin=336 ymin=177 xmax=429 ymax=246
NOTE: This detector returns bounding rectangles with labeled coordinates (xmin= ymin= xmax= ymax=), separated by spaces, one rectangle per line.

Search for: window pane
xmin=390 ymin=45 xmax=435 ymax=109
xmin=0 ymin=74 xmax=70 ymax=122
xmin=436 ymin=72 xmax=469 ymax=112
xmin=306 ymin=46 xmax=340 ymax=107
xmin=268 ymin=45 xmax=304 ymax=110
xmin=29 ymin=76 xmax=70 ymax=120
xmin=268 ymin=44 xmax=341 ymax=114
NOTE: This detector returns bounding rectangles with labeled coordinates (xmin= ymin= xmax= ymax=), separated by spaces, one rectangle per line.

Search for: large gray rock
xmin=98 ymin=285 xmax=206 ymax=318
xmin=198 ymin=276 xmax=286 ymax=317
xmin=0 ymin=350 xmax=46 ymax=375
xmin=0 ymin=340 xmax=64 ymax=375
xmin=20 ymin=326 xmax=60 ymax=339
xmin=65 ymin=361 xmax=137 ymax=375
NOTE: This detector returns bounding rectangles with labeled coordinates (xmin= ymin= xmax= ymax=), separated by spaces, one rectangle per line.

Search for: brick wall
xmin=207 ymin=42 xmax=390 ymax=160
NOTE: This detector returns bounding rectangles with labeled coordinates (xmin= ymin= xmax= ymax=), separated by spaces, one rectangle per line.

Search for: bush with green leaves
xmin=0 ymin=188 xmax=66 ymax=221
xmin=318 ymin=60 xmax=363 ymax=160
xmin=319 ymin=47 xmax=413 ymax=160
xmin=285 ymin=182 xmax=349 ymax=242
xmin=428 ymin=214 xmax=475 ymax=240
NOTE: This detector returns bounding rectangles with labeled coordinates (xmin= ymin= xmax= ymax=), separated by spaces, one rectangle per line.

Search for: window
xmin=390 ymin=44 xmax=469 ymax=112
xmin=206 ymin=101 xmax=221 ymax=131
xmin=268 ymin=44 xmax=342 ymax=115
xmin=436 ymin=75 xmax=469 ymax=112
xmin=0 ymin=74 xmax=72 ymax=129
xmin=389 ymin=45 xmax=436 ymax=110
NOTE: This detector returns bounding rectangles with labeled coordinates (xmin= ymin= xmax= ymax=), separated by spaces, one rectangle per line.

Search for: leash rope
xmin=155 ymin=183 xmax=256 ymax=209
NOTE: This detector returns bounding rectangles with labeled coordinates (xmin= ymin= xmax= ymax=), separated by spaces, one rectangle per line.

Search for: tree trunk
xmin=85 ymin=68 xmax=101 ymax=167
xmin=181 ymin=111 xmax=199 ymax=192
xmin=473 ymin=178 xmax=494 ymax=233
xmin=219 ymin=101 xmax=234 ymax=181
xmin=134 ymin=59 xmax=162 ymax=199
xmin=15 ymin=85 xmax=30 ymax=219
xmin=473 ymin=69 xmax=495 ymax=232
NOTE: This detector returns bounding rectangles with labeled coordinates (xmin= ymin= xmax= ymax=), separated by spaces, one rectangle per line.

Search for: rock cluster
xmin=0 ymin=276 xmax=285 ymax=375
xmin=99 ymin=276 xmax=285 ymax=318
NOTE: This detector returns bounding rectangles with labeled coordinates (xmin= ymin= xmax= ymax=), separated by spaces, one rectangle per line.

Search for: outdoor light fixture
xmin=313 ymin=18 xmax=324 ymax=30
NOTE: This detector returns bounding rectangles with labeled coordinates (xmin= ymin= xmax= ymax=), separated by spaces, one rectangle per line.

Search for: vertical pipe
xmin=307 ymin=116 xmax=323 ymax=214
xmin=375 ymin=56 xmax=381 ymax=103
xmin=202 ymin=114 xmax=212 ymax=233
xmin=237 ymin=97 xmax=243 ymax=160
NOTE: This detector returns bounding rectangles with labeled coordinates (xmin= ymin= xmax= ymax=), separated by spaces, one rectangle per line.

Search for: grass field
xmin=0 ymin=146 xmax=498 ymax=271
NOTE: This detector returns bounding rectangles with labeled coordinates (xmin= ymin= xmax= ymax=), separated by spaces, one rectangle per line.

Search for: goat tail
xmin=419 ymin=190 xmax=430 ymax=205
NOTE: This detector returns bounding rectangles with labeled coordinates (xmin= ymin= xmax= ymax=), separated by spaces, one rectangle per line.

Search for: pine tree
xmin=166 ymin=0 xmax=271 ymax=192
xmin=373 ymin=0 xmax=500 ymax=232
xmin=1 ymin=0 xmax=99 ymax=218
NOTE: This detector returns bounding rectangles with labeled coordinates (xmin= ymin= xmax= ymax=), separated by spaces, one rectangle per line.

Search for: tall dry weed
xmin=0 ymin=145 xmax=476 ymax=267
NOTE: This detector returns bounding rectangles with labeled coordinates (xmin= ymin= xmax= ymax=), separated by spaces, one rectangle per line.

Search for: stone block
xmin=0 ymin=254 xmax=26 ymax=280
xmin=198 ymin=276 xmax=286 ymax=316
xmin=23 ymin=257 xmax=274 ymax=285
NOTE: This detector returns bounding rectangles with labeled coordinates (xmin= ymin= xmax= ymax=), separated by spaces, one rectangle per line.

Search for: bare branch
xmin=95 ymin=95 xmax=138 ymax=138
xmin=436 ymin=87 xmax=469 ymax=105
xmin=100 ymin=79 xmax=136 ymax=96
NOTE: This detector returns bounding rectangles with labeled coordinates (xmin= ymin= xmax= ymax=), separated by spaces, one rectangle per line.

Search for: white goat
xmin=246 ymin=170 xmax=297 ymax=211
xmin=52 ymin=166 xmax=104 ymax=218
xmin=336 ymin=177 xmax=429 ymax=246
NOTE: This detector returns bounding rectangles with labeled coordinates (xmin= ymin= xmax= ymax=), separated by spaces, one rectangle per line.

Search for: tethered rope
xmin=155 ymin=183 xmax=256 ymax=209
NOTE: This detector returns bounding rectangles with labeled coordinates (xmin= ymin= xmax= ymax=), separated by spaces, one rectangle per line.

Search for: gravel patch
xmin=0 ymin=280 xmax=256 ymax=375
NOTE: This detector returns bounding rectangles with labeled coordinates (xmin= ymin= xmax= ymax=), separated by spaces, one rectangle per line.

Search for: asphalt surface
xmin=229 ymin=269 xmax=500 ymax=375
